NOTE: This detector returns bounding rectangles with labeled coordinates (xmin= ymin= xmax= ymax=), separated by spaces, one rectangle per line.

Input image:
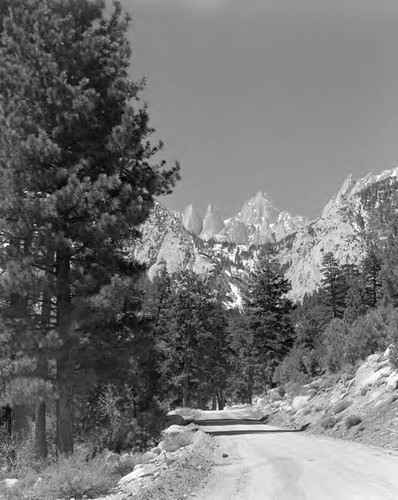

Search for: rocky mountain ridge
xmin=132 ymin=166 xmax=398 ymax=303
xmin=180 ymin=191 xmax=308 ymax=245
xmin=280 ymin=166 xmax=398 ymax=300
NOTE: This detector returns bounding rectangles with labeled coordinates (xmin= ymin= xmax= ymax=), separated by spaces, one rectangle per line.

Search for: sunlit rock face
xmin=132 ymin=202 xmax=216 ymax=280
xmin=238 ymin=191 xmax=279 ymax=226
xmin=200 ymin=204 xmax=225 ymax=240
xmin=221 ymin=191 xmax=307 ymax=245
xmin=280 ymin=167 xmax=398 ymax=301
xmin=182 ymin=203 xmax=203 ymax=235
xmin=132 ymin=166 xmax=398 ymax=305
xmin=131 ymin=202 xmax=246 ymax=306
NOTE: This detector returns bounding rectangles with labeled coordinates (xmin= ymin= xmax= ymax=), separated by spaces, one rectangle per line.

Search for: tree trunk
xmin=56 ymin=246 xmax=74 ymax=455
xmin=211 ymin=391 xmax=217 ymax=410
xmin=246 ymin=368 xmax=253 ymax=405
xmin=9 ymin=238 xmax=30 ymax=445
xmin=1 ymin=406 xmax=12 ymax=436
xmin=197 ymin=385 xmax=203 ymax=410
xmin=12 ymin=404 xmax=30 ymax=442
xmin=216 ymin=389 xmax=225 ymax=410
xmin=56 ymin=375 xmax=73 ymax=456
xmin=34 ymin=244 xmax=54 ymax=459
xmin=34 ymin=401 xmax=47 ymax=459
xmin=182 ymin=354 xmax=189 ymax=408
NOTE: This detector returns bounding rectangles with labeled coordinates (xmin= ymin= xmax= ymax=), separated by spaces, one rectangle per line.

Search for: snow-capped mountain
xmin=132 ymin=166 xmax=398 ymax=304
xmin=280 ymin=166 xmax=398 ymax=300
xmin=181 ymin=191 xmax=308 ymax=245
xmin=130 ymin=202 xmax=247 ymax=307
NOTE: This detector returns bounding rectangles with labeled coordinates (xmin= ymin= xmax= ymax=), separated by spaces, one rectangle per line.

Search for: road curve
xmin=192 ymin=408 xmax=398 ymax=500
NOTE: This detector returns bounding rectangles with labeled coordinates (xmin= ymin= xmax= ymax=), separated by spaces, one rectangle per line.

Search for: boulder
xmin=269 ymin=388 xmax=284 ymax=402
xmin=308 ymin=378 xmax=323 ymax=390
xmin=377 ymin=366 xmax=392 ymax=378
xmin=165 ymin=412 xmax=188 ymax=427
xmin=256 ymin=396 xmax=268 ymax=406
xmin=142 ymin=450 xmax=157 ymax=463
xmin=119 ymin=463 xmax=158 ymax=485
xmin=355 ymin=357 xmax=385 ymax=394
xmin=159 ymin=424 xmax=198 ymax=452
xmin=367 ymin=353 xmax=382 ymax=363
xmin=166 ymin=411 xmax=194 ymax=427
xmin=384 ymin=346 xmax=393 ymax=358
xmin=292 ymin=395 xmax=311 ymax=411
xmin=386 ymin=373 xmax=398 ymax=391
xmin=3 ymin=479 xmax=19 ymax=489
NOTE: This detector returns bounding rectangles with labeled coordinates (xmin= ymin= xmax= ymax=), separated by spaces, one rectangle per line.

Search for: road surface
xmin=192 ymin=408 xmax=398 ymax=500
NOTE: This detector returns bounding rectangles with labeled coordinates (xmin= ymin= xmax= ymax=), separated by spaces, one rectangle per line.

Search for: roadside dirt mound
xmin=133 ymin=430 xmax=214 ymax=500
xmin=96 ymin=420 xmax=214 ymax=500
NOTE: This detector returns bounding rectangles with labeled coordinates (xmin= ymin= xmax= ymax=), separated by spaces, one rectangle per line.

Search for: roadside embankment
xmin=96 ymin=412 xmax=215 ymax=500
xmin=256 ymin=347 xmax=398 ymax=452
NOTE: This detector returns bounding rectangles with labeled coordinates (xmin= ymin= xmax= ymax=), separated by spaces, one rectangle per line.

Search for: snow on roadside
xmin=95 ymin=426 xmax=214 ymax=500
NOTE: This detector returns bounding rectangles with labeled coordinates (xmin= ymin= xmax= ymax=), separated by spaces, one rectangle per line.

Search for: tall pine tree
xmin=245 ymin=244 xmax=295 ymax=388
xmin=320 ymin=252 xmax=348 ymax=319
xmin=0 ymin=0 xmax=179 ymax=454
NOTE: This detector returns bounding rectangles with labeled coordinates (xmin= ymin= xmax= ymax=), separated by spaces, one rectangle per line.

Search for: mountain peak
xmin=337 ymin=174 xmax=357 ymax=199
xmin=253 ymin=190 xmax=273 ymax=202
xmin=200 ymin=204 xmax=224 ymax=240
xmin=205 ymin=204 xmax=219 ymax=214
xmin=182 ymin=204 xmax=202 ymax=235
xmin=238 ymin=190 xmax=279 ymax=226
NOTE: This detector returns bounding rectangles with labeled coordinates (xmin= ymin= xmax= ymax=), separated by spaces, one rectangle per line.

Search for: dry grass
xmin=332 ymin=399 xmax=352 ymax=414
xmin=0 ymin=444 xmax=144 ymax=500
xmin=345 ymin=415 xmax=363 ymax=429
xmin=320 ymin=416 xmax=336 ymax=429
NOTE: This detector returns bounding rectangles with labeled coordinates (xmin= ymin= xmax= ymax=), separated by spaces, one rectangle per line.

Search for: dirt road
xmin=193 ymin=408 xmax=398 ymax=500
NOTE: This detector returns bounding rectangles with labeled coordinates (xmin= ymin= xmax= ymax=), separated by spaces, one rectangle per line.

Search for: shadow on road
xmin=201 ymin=428 xmax=307 ymax=436
xmin=194 ymin=419 xmax=310 ymax=436
xmin=194 ymin=419 xmax=269 ymax=427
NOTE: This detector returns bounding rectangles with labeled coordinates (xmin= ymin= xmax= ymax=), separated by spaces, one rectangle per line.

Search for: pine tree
xmin=320 ymin=252 xmax=348 ymax=319
xmin=0 ymin=0 xmax=179 ymax=455
xmin=344 ymin=276 xmax=368 ymax=324
xmin=293 ymin=291 xmax=332 ymax=348
xmin=362 ymin=251 xmax=382 ymax=309
xmin=227 ymin=311 xmax=256 ymax=404
xmin=245 ymin=244 xmax=295 ymax=388
xmin=379 ymin=221 xmax=398 ymax=307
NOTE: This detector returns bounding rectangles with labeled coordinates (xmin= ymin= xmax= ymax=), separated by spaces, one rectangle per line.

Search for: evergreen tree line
xmin=275 ymin=216 xmax=398 ymax=387
xmin=0 ymin=0 xmax=179 ymax=460
xmin=147 ymin=245 xmax=296 ymax=408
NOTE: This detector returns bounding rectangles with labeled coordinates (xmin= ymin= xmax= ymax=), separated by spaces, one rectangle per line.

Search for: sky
xmin=120 ymin=0 xmax=398 ymax=220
